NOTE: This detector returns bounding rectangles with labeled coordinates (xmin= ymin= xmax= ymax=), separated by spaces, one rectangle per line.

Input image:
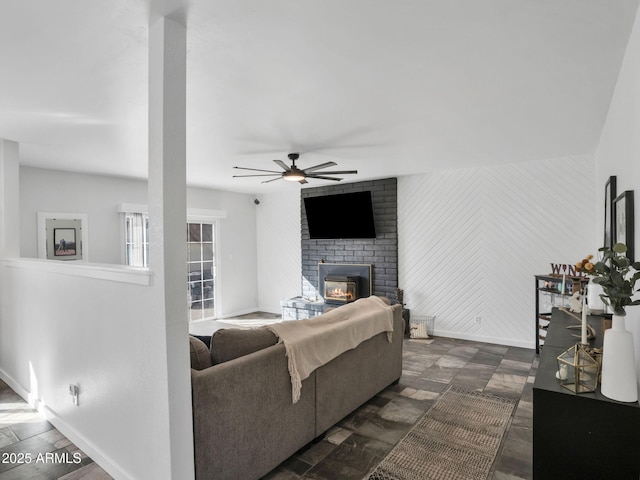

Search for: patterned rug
xmin=367 ymin=386 xmax=517 ymax=480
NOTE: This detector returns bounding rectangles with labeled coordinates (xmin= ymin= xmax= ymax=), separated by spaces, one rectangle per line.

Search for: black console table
xmin=533 ymin=308 xmax=640 ymax=479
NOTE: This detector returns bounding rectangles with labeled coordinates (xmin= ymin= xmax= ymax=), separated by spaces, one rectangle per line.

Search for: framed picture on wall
xmin=604 ymin=176 xmax=617 ymax=249
xmin=37 ymin=212 xmax=88 ymax=261
xmin=53 ymin=227 xmax=77 ymax=257
xmin=613 ymin=190 xmax=634 ymax=263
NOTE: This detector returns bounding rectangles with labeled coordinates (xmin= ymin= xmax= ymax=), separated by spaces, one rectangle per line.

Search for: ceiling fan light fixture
xmin=282 ymin=170 xmax=305 ymax=182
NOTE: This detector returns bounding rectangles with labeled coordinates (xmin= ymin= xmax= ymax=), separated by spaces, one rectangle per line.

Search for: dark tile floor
xmin=0 ymin=333 xmax=536 ymax=480
xmin=263 ymin=336 xmax=536 ymax=480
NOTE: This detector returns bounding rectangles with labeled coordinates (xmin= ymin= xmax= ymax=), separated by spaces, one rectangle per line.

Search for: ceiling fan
xmin=233 ymin=153 xmax=358 ymax=184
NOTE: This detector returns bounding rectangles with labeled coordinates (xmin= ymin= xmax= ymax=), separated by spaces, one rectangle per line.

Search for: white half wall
xmin=596 ymin=5 xmax=640 ymax=388
xmin=255 ymin=190 xmax=302 ymax=314
xmin=0 ymin=261 xmax=166 ymax=479
xmin=398 ymin=155 xmax=597 ymax=348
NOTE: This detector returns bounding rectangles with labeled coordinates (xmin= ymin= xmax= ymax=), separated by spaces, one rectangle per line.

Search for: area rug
xmin=366 ymin=386 xmax=517 ymax=480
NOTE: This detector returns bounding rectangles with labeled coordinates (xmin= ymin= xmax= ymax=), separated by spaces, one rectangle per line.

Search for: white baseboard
xmin=0 ymin=368 xmax=30 ymax=404
xmin=431 ymin=329 xmax=535 ymax=350
xmin=39 ymin=405 xmax=132 ymax=479
xmin=0 ymin=367 xmax=131 ymax=480
xmin=218 ymin=307 xmax=262 ymax=319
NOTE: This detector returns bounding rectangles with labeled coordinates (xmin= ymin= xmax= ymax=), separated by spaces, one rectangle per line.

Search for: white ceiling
xmin=1 ymin=0 xmax=638 ymax=193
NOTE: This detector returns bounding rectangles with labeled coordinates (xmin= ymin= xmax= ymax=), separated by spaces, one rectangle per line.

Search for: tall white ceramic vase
xmin=600 ymin=314 xmax=638 ymax=402
xmin=586 ymin=280 xmax=605 ymax=314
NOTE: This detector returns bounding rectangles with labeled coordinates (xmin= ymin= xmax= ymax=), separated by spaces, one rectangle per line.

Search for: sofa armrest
xmin=191 ymin=343 xmax=315 ymax=480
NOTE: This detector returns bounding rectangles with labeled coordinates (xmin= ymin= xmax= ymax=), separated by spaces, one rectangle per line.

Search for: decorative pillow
xmin=189 ymin=335 xmax=213 ymax=370
xmin=210 ymin=328 xmax=278 ymax=364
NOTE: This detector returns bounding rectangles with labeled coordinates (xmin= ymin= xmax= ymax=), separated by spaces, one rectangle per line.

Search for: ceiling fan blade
xmin=303 ymin=161 xmax=337 ymax=173
xmin=233 ymin=174 xmax=281 ymax=178
xmin=305 ymin=175 xmax=343 ymax=182
xmin=273 ymin=160 xmax=291 ymax=171
xmin=261 ymin=177 xmax=284 ymax=184
xmin=233 ymin=166 xmax=283 ymax=174
xmin=312 ymin=170 xmax=358 ymax=175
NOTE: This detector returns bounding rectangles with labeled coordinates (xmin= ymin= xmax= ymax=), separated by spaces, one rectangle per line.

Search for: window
xmin=124 ymin=213 xmax=149 ymax=267
xmin=122 ymin=212 xmax=217 ymax=321
xmin=187 ymin=223 xmax=215 ymax=321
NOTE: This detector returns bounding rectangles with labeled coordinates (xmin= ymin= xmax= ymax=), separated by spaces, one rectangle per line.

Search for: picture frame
xmin=613 ymin=190 xmax=634 ymax=263
xmin=604 ymin=176 xmax=617 ymax=249
xmin=37 ymin=212 xmax=88 ymax=261
xmin=53 ymin=227 xmax=77 ymax=257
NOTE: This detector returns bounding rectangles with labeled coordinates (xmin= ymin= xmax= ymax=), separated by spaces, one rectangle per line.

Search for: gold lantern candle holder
xmin=556 ymin=343 xmax=600 ymax=394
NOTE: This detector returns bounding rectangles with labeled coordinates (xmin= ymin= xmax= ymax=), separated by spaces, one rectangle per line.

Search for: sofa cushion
xmin=210 ymin=328 xmax=278 ymax=364
xmin=190 ymin=335 xmax=213 ymax=370
xmin=378 ymin=295 xmax=392 ymax=305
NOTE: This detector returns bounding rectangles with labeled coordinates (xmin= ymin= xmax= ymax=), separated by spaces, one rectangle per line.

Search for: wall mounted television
xmin=303 ymin=190 xmax=376 ymax=239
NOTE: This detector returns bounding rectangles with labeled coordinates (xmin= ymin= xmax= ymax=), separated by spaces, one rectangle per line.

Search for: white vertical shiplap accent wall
xmin=256 ymin=190 xmax=302 ymax=314
xmin=399 ymin=155 xmax=597 ymax=348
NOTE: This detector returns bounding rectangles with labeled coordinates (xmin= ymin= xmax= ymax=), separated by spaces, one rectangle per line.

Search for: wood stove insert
xmin=324 ymin=276 xmax=359 ymax=305
xmin=318 ymin=263 xmax=372 ymax=304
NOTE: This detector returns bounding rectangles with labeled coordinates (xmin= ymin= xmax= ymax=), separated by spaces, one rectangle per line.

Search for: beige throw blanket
xmin=263 ymin=296 xmax=394 ymax=403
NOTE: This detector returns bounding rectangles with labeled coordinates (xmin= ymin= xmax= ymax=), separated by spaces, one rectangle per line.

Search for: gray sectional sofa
xmin=189 ymin=301 xmax=404 ymax=480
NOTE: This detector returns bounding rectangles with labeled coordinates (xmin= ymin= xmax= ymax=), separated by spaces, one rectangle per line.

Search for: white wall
xmin=3 ymin=166 xmax=259 ymax=478
xmin=187 ymin=186 xmax=259 ymax=317
xmin=255 ymin=156 xmax=597 ymax=348
xmin=20 ymin=167 xmax=147 ymax=263
xmin=3 ymin=151 xmax=183 ymax=479
xmin=0 ymin=262 xmax=167 ymax=479
xmin=255 ymin=190 xmax=302 ymax=313
xmin=595 ymin=5 xmax=640 ymax=386
xmin=398 ymin=156 xmax=597 ymax=348
xmin=19 ymin=167 xmax=259 ymax=318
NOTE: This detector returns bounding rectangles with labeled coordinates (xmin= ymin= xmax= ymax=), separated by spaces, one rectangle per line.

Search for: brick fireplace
xmin=301 ymin=178 xmax=398 ymax=302
xmin=281 ymin=178 xmax=398 ymax=320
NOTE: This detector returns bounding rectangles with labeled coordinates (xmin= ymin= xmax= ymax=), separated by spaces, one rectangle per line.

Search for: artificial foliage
xmin=576 ymin=243 xmax=640 ymax=315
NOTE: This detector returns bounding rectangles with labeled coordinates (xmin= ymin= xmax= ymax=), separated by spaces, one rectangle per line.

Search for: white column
xmin=0 ymin=139 xmax=19 ymax=258
xmin=148 ymin=15 xmax=194 ymax=480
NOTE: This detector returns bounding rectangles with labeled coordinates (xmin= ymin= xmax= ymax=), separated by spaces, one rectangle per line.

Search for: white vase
xmin=586 ymin=280 xmax=605 ymax=314
xmin=600 ymin=314 xmax=638 ymax=402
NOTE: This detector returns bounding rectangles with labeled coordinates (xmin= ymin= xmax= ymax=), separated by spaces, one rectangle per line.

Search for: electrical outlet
xmin=69 ymin=384 xmax=79 ymax=406
xmin=474 ymin=316 xmax=482 ymax=325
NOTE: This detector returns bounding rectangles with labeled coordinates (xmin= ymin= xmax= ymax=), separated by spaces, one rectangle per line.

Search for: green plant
xmin=576 ymin=243 xmax=640 ymax=315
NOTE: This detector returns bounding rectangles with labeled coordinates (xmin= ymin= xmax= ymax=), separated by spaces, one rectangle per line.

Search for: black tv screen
xmin=304 ymin=191 xmax=376 ymax=239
